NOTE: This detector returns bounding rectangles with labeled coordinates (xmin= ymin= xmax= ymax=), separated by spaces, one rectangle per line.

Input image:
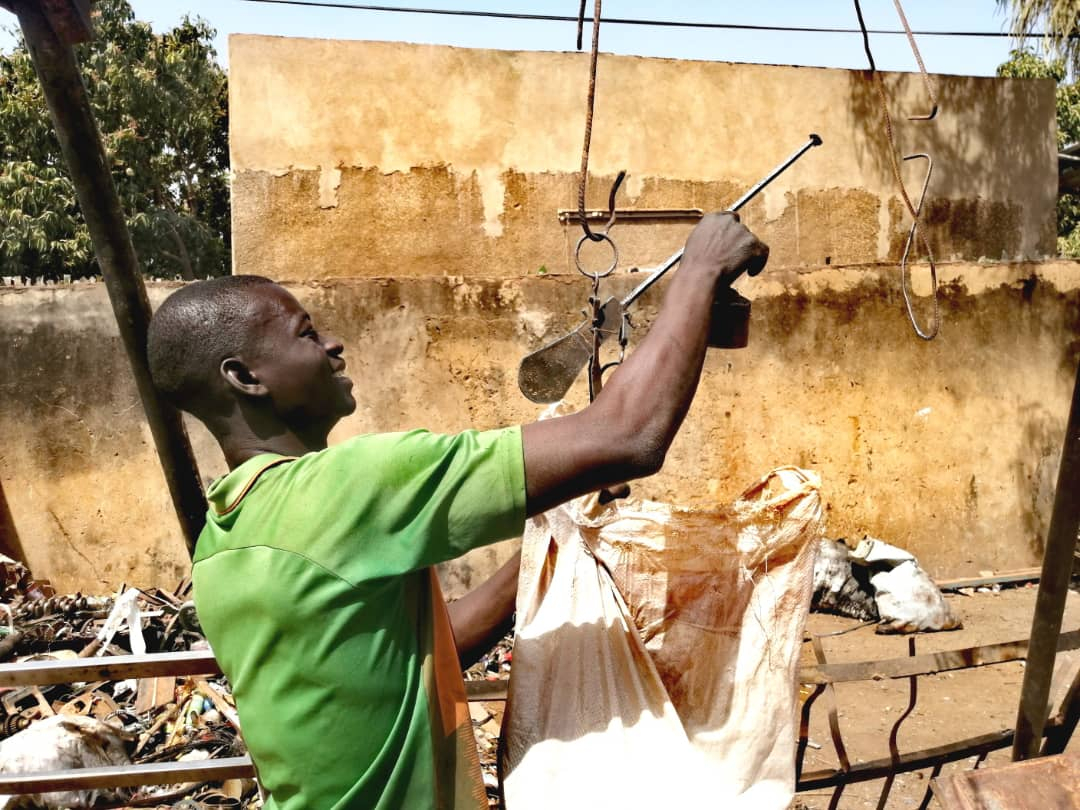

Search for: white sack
xmin=0 ymin=715 xmax=133 ymax=809
xmin=871 ymin=559 xmax=962 ymax=634
xmin=501 ymin=466 xmax=823 ymax=810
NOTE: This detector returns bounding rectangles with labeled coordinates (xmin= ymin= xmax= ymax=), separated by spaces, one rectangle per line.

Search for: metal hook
xmin=579 ymin=169 xmax=627 ymax=242
xmin=891 ymin=0 xmax=938 ymax=122
xmin=899 ymin=153 xmax=940 ymax=340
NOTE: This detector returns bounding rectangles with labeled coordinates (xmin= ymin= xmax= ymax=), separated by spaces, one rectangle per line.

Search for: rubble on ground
xmin=0 ymin=555 xmax=258 ymax=809
xmin=464 ymin=633 xmax=513 ymax=808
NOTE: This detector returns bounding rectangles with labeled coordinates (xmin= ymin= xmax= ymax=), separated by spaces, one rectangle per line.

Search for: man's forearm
xmin=592 ymin=247 xmax=728 ymax=463
xmin=520 ymin=213 xmax=767 ymax=515
xmin=447 ymin=550 xmax=521 ymax=670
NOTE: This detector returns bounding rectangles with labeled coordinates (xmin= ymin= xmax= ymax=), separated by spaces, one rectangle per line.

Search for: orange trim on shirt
xmin=214 ymin=457 xmax=296 ymax=516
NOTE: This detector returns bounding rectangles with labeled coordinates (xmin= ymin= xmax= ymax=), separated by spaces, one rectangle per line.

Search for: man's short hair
xmin=148 ymin=275 xmax=277 ymax=414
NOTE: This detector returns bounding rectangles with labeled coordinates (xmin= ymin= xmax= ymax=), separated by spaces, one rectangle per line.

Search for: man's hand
xmin=681 ymin=212 xmax=770 ymax=288
xmin=521 ymin=215 xmax=769 ymax=517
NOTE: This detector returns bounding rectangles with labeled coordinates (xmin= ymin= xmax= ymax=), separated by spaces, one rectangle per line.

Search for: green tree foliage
xmin=0 ymin=0 xmax=229 ymax=281
xmin=997 ymin=0 xmax=1080 ymax=75
xmin=998 ymin=49 xmax=1080 ymax=257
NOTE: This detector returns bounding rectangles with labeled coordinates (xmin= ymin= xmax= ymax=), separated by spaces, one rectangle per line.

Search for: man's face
xmin=240 ymin=284 xmax=357 ymax=431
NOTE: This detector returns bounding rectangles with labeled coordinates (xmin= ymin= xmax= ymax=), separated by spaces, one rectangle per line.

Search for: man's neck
xmin=216 ymin=422 xmax=331 ymax=470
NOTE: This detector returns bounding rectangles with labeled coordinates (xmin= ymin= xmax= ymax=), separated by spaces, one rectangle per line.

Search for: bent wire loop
xmin=899 ymin=154 xmax=940 ymax=341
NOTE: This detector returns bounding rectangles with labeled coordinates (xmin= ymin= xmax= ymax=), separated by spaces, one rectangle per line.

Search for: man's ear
xmin=220 ymin=358 xmax=270 ymax=397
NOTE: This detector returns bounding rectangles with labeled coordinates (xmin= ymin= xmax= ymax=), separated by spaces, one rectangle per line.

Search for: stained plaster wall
xmin=3 ymin=264 xmax=1080 ymax=595
xmin=0 ymin=38 xmax=1074 ymax=595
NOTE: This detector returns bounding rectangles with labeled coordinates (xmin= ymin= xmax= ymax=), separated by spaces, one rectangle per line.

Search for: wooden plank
xmin=13 ymin=0 xmax=205 ymax=553
xmin=0 ymin=651 xmax=220 ymax=688
xmin=1014 ymin=357 xmax=1080 ymax=760
xmin=932 ymin=749 xmax=1080 ymax=809
xmin=937 ymin=568 xmax=1041 ymax=591
xmin=0 ymin=756 xmax=254 ymax=795
xmin=798 ymin=629 xmax=1080 ymax=685
xmin=465 ymin=680 xmax=509 ymax=701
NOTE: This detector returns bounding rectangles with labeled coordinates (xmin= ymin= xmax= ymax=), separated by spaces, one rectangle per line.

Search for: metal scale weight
xmin=517 ymin=134 xmax=824 ymax=404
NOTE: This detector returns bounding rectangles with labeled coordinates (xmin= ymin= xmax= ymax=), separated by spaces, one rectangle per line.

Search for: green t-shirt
xmin=192 ymin=428 xmax=527 ymax=810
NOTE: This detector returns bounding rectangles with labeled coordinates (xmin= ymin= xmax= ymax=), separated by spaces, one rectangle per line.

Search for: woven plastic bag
xmin=500 ymin=466 xmax=823 ymax=809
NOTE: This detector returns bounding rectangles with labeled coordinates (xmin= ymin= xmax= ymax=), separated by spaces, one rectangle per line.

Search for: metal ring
xmin=574 ymin=232 xmax=618 ymax=280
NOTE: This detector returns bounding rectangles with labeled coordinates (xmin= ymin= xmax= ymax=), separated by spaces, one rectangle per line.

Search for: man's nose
xmin=324 ymin=334 xmax=345 ymax=355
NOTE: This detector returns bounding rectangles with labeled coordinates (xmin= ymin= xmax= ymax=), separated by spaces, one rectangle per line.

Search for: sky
xmin=0 ymin=1 xmax=1042 ymax=77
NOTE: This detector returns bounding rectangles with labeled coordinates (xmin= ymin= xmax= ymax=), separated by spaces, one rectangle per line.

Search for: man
xmin=147 ymin=212 xmax=768 ymax=809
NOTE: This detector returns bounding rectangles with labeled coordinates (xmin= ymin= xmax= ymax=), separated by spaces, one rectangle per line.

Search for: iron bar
xmin=798 ymin=729 xmax=1016 ymax=791
xmin=801 ymin=628 xmax=1080 ymax=685
xmin=12 ymin=0 xmax=205 ymax=555
xmin=558 ymin=208 xmax=704 ymax=224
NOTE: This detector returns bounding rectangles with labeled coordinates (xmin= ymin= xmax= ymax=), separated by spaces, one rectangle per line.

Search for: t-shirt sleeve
xmin=295 ymin=427 xmax=526 ymax=580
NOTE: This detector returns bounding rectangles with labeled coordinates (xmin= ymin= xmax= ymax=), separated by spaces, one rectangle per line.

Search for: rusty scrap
xmin=933 ymin=748 xmax=1080 ymax=809
xmin=0 ymin=574 xmax=258 ymax=806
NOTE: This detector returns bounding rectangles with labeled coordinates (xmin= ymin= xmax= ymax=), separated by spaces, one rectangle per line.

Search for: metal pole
xmin=13 ymin=1 xmax=205 ymax=554
xmin=1013 ymin=356 xmax=1080 ymax=760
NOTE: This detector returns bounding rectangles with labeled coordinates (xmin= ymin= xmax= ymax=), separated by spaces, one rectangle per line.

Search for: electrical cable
xmin=235 ymin=0 xmax=1073 ymax=39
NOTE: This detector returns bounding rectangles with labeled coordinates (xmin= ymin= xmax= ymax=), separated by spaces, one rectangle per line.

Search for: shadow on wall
xmin=0 ymin=476 xmax=28 ymax=568
xmin=846 ymin=71 xmax=1056 ymax=261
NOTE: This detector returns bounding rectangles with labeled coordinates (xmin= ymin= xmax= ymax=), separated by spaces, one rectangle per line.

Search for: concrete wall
xmin=229 ymin=37 xmax=1058 ymax=280
xmin=0 ymin=38 xmax=1074 ymax=595
xmin=4 ymin=261 xmax=1080 ymax=594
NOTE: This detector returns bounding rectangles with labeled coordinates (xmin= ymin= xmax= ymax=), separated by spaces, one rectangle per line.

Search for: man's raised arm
xmin=521 ymin=213 xmax=768 ymax=517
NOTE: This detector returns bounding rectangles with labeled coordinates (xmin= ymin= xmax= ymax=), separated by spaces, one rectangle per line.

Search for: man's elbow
xmin=617 ymin=434 xmax=667 ymax=480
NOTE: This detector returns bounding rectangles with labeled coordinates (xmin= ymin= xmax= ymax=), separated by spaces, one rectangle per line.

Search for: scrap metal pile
xmin=464 ymin=635 xmax=513 ymax=808
xmin=0 ymin=556 xmax=257 ymax=809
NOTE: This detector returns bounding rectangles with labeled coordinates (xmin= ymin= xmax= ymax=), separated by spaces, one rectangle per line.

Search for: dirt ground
xmin=793 ymin=584 xmax=1080 ymax=809
xmin=475 ymin=585 xmax=1080 ymax=809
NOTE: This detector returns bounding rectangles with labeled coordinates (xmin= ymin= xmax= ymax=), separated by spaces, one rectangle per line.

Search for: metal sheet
xmin=933 ymin=750 xmax=1080 ymax=809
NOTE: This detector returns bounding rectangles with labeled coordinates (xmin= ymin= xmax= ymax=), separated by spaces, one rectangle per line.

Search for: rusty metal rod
xmin=798 ymin=728 xmax=1018 ymax=791
xmin=1013 ymin=356 xmax=1080 ymax=760
xmin=0 ymin=756 xmax=255 ymax=795
xmin=0 ymin=650 xmax=220 ymax=688
xmin=13 ymin=1 xmax=205 ymax=554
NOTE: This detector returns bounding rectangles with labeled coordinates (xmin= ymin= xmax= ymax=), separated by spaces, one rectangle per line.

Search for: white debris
xmin=813 ymin=537 xmax=962 ymax=633
xmin=0 ymin=715 xmax=133 ymax=809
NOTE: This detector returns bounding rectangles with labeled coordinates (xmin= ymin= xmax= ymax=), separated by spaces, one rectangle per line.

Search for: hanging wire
xmin=854 ymin=0 xmax=941 ymax=340
xmin=577 ymin=0 xmax=604 ymax=243
xmin=891 ymin=0 xmax=938 ymax=120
